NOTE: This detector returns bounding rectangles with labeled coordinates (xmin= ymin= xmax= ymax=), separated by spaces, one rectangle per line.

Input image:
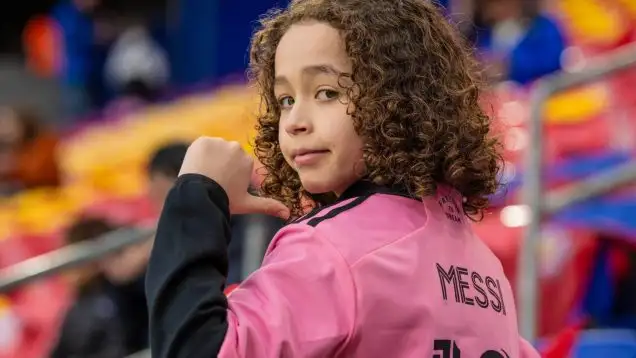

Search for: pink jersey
xmin=220 ymin=182 xmax=540 ymax=357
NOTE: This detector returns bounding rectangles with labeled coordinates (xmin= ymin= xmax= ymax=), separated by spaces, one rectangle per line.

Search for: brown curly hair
xmin=250 ymin=0 xmax=502 ymax=221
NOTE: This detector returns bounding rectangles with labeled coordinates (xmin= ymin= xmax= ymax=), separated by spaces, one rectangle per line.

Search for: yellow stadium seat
xmin=543 ymin=85 xmax=608 ymax=124
xmin=9 ymin=188 xmax=82 ymax=235
xmin=558 ymin=0 xmax=627 ymax=46
xmin=59 ymin=86 xmax=259 ymax=191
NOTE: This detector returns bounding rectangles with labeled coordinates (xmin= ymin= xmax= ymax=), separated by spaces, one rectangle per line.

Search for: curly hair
xmin=250 ymin=0 xmax=502 ymax=220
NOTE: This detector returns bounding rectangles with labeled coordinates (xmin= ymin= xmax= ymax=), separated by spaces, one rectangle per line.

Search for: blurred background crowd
xmin=0 ymin=0 xmax=635 ymax=357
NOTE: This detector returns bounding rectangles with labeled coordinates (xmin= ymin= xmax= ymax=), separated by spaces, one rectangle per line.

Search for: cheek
xmin=335 ymin=115 xmax=363 ymax=154
xmin=278 ymin=130 xmax=293 ymax=166
xmin=331 ymin=119 xmax=364 ymax=172
xmin=346 ymin=137 xmax=365 ymax=173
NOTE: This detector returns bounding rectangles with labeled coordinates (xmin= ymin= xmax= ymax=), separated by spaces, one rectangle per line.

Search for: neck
xmin=338 ymin=180 xmax=412 ymax=201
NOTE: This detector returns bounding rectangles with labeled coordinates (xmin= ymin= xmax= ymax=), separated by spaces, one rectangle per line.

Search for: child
xmin=145 ymin=0 xmax=540 ymax=357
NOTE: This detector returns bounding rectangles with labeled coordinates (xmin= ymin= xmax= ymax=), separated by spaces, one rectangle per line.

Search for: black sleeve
xmin=145 ymin=173 xmax=231 ymax=358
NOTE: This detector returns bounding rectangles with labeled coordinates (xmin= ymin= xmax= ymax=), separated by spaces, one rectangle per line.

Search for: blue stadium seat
xmin=573 ymin=329 xmax=636 ymax=358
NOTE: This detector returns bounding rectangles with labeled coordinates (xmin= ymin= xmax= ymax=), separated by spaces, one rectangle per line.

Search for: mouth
xmin=293 ymin=148 xmax=329 ymax=158
xmin=292 ymin=149 xmax=330 ymax=166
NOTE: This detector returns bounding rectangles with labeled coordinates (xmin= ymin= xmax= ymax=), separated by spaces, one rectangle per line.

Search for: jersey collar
xmin=338 ymin=180 xmax=417 ymax=202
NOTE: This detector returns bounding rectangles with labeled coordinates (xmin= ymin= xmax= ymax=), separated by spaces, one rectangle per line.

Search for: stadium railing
xmin=0 ymin=227 xmax=154 ymax=357
xmin=0 ymin=227 xmax=154 ymax=293
xmin=520 ymin=41 xmax=636 ymax=342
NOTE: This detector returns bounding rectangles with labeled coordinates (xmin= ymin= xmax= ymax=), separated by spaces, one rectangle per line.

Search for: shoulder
xmin=272 ymin=194 xmax=427 ymax=265
xmin=292 ymin=195 xmax=371 ymax=227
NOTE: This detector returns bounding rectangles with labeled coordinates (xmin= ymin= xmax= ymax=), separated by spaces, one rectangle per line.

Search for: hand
xmin=179 ymin=137 xmax=290 ymax=219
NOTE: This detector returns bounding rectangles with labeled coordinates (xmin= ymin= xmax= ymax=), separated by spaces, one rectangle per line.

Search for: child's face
xmin=275 ymin=21 xmax=364 ymax=195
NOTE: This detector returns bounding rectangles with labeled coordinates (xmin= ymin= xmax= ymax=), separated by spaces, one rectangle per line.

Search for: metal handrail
xmin=519 ymin=42 xmax=636 ymax=341
xmin=544 ymin=161 xmax=636 ymax=215
xmin=0 ymin=227 xmax=154 ymax=293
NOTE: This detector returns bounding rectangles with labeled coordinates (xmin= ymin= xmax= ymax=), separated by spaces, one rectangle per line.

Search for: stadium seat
xmin=572 ymin=329 xmax=636 ymax=357
xmin=558 ymin=0 xmax=631 ymax=50
xmin=543 ymin=86 xmax=608 ymax=125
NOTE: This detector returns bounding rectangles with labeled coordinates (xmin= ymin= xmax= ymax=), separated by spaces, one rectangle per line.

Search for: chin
xmin=299 ymin=171 xmax=357 ymax=195
xmin=301 ymin=181 xmax=334 ymax=195
xmin=299 ymin=174 xmax=337 ymax=194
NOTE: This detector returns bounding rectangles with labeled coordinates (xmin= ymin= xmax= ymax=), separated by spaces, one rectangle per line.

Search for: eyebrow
xmin=274 ymin=64 xmax=346 ymax=85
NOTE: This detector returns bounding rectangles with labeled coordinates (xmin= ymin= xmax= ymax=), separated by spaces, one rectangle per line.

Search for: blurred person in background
xmin=51 ymin=0 xmax=113 ymax=118
xmin=52 ymin=216 xmax=150 ymax=357
xmin=104 ymin=20 xmax=170 ymax=106
xmin=50 ymin=217 xmax=126 ymax=358
xmin=0 ymin=106 xmax=60 ymax=196
xmin=100 ymin=241 xmax=150 ymax=355
xmin=93 ymin=143 xmax=186 ymax=296
xmin=98 ymin=143 xmax=192 ymax=294
xmin=147 ymin=142 xmax=283 ymax=284
xmin=470 ymin=0 xmax=566 ymax=84
xmin=147 ymin=142 xmax=191 ymax=211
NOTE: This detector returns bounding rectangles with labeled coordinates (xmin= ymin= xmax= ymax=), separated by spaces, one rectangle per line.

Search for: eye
xmin=315 ymin=89 xmax=340 ymax=101
xmin=278 ymin=96 xmax=295 ymax=109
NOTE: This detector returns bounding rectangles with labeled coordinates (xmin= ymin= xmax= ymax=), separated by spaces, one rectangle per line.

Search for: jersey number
xmin=433 ymin=339 xmax=510 ymax=358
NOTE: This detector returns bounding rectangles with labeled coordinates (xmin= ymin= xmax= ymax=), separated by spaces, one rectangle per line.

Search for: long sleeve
xmin=145 ymin=174 xmax=232 ymax=358
xmin=146 ymin=174 xmax=356 ymax=358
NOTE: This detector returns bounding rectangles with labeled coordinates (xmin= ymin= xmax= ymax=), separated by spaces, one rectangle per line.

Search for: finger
xmin=238 ymin=195 xmax=290 ymax=219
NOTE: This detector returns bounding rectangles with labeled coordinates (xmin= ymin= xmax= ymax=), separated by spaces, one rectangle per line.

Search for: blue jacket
xmin=476 ymin=15 xmax=566 ymax=85
xmin=51 ymin=1 xmax=95 ymax=86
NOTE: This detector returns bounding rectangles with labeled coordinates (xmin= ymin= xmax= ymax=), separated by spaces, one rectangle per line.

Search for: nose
xmin=283 ymin=102 xmax=312 ymax=136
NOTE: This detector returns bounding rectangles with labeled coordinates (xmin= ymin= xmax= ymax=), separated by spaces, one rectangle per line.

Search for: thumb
xmin=239 ymin=194 xmax=290 ymax=220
